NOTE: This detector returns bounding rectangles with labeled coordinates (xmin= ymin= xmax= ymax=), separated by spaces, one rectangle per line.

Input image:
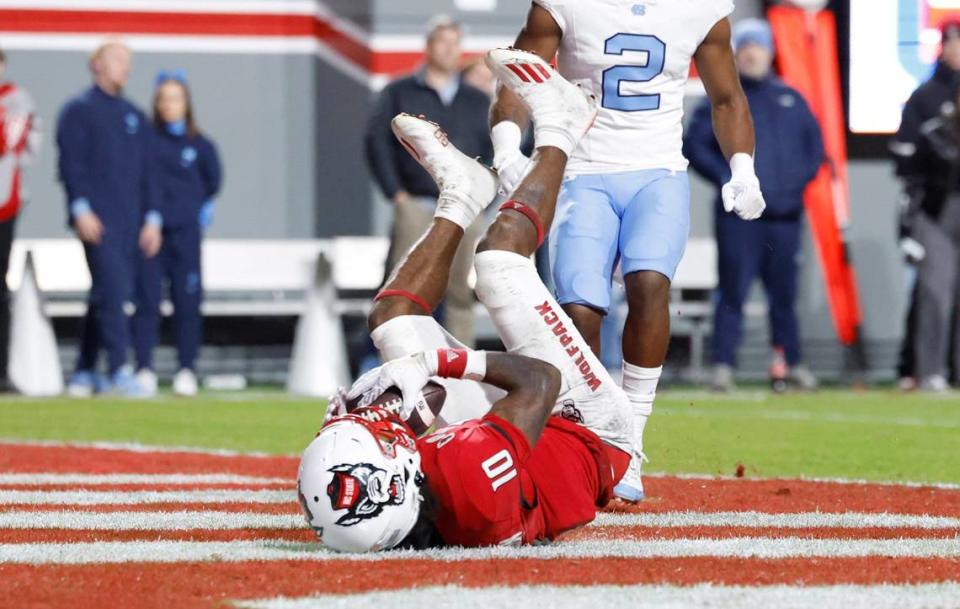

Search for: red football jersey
xmin=417 ymin=413 xmax=626 ymax=547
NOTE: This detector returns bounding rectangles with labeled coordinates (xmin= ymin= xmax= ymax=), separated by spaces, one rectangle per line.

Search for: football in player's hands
xmin=338 ymin=381 xmax=447 ymax=435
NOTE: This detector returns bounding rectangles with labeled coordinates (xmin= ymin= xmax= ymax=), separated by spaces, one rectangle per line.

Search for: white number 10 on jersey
xmin=481 ymin=449 xmax=517 ymax=491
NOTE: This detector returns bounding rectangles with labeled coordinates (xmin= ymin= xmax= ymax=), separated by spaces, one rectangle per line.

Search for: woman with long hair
xmin=133 ymin=69 xmax=221 ymax=396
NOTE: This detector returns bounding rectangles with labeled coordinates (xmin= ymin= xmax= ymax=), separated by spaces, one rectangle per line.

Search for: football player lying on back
xmin=298 ymin=49 xmax=637 ymax=552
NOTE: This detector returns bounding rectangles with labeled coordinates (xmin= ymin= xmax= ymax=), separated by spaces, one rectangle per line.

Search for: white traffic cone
xmin=286 ymin=251 xmax=350 ymax=397
xmin=8 ymin=251 xmax=64 ymax=396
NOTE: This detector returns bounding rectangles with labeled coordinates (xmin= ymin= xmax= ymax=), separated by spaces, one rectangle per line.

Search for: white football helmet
xmin=297 ymin=407 xmax=424 ymax=553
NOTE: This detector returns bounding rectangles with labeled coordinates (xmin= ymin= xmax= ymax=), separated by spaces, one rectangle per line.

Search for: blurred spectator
xmin=461 ymin=59 xmax=496 ymax=98
xmin=56 ymin=40 xmax=162 ymax=397
xmin=684 ymin=18 xmax=824 ymax=392
xmin=132 ymin=70 xmax=221 ymax=398
xmin=897 ymin=86 xmax=960 ymax=392
xmin=890 ymin=19 xmax=960 ymax=390
xmin=0 ymin=48 xmax=40 ymax=394
xmin=365 ymin=16 xmax=493 ymax=347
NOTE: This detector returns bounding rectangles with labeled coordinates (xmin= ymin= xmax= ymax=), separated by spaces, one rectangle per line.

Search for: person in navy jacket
xmin=56 ymin=41 xmax=162 ymax=397
xmin=132 ymin=70 xmax=221 ymax=397
xmin=683 ymin=19 xmax=824 ymax=392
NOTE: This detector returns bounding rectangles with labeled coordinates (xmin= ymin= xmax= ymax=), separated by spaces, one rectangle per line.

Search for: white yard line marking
xmin=0 ymin=489 xmax=292 ymax=505
xmin=0 ymin=511 xmax=302 ymax=530
xmin=0 ymin=438 xmax=292 ymax=458
xmin=661 ymin=404 xmax=960 ymax=430
xmin=642 ymin=472 xmax=960 ymax=491
xmin=3 ymin=510 xmax=958 ymax=532
xmin=237 ymin=583 xmax=960 ymax=609
xmin=3 ymin=537 xmax=960 ymax=564
xmin=592 ymin=511 xmax=960 ymax=530
xmin=0 ymin=473 xmax=289 ymax=485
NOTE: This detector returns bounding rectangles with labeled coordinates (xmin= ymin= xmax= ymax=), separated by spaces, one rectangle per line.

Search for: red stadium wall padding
xmin=768 ymin=5 xmax=863 ymax=346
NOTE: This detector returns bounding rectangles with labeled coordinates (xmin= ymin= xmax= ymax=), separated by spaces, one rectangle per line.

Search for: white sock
xmin=621 ymin=362 xmax=662 ymax=454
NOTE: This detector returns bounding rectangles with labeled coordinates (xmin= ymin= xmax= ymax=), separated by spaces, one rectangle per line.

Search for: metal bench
xmin=6 ymin=236 xmax=730 ymax=376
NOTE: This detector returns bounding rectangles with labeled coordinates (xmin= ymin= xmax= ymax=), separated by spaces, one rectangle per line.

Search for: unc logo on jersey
xmin=631 ymin=0 xmax=655 ymax=16
xmin=124 ymin=112 xmax=139 ymax=134
xmin=326 ymin=463 xmax=404 ymax=526
xmin=181 ymin=146 xmax=197 ymax=167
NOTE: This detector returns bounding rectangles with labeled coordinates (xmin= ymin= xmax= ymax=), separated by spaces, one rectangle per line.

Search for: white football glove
xmin=346 ymin=352 xmax=437 ymax=419
xmin=722 ymin=153 xmax=766 ymax=221
xmin=900 ymin=236 xmax=926 ymax=263
xmin=492 ymin=121 xmax=532 ymax=196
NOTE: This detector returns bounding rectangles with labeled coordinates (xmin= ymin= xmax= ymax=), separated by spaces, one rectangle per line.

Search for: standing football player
xmin=490 ymin=1 xmax=766 ymax=501
xmin=299 ymin=49 xmax=636 ymax=551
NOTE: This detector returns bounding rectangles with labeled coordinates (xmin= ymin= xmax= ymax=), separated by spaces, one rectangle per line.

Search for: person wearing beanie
xmin=891 ymin=18 xmax=960 ymax=390
xmin=684 ymin=18 xmax=825 ymax=392
xmin=131 ymin=69 xmax=222 ymax=397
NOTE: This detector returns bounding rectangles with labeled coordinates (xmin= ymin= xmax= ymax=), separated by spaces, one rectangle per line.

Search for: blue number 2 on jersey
xmin=601 ymin=34 xmax=666 ymax=112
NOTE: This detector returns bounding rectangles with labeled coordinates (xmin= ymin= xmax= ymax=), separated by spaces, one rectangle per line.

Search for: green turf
xmin=1 ymin=389 xmax=958 ymax=484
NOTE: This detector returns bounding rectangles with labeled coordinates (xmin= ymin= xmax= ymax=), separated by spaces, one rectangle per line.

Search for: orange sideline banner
xmin=768 ymin=5 xmax=864 ymax=347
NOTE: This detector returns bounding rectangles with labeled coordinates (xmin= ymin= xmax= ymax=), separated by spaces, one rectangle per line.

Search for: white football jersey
xmin=533 ymin=0 xmax=734 ymax=174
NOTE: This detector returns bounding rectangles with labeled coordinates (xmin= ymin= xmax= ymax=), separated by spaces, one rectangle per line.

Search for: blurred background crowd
xmin=1 ymin=0 xmax=959 ymax=396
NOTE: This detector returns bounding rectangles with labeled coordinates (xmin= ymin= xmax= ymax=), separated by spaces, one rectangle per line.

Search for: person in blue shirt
xmin=683 ymin=19 xmax=824 ymax=392
xmin=132 ymin=69 xmax=222 ymax=397
xmin=56 ymin=40 xmax=162 ymax=397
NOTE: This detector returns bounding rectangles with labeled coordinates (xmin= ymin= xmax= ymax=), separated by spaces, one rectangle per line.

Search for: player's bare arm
xmin=695 ymin=18 xmax=767 ymax=221
xmin=485 ymin=352 xmax=561 ymax=445
xmin=694 ymin=18 xmax=754 ymax=160
xmin=488 ymin=5 xmax=562 ymax=194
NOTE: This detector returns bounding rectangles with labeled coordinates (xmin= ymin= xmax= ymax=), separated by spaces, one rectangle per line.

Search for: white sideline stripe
xmin=592 ymin=511 xmax=960 ymax=530
xmin=0 ymin=438 xmax=289 ymax=458
xmin=0 ymin=473 xmax=288 ymax=485
xmin=642 ymin=472 xmax=960 ymax=491
xmin=0 ymin=511 xmax=302 ymax=530
xmin=3 ymin=510 xmax=959 ymax=532
xmin=0 ymin=489 xmax=292 ymax=505
xmin=1 ymin=439 xmax=956 ymax=490
xmin=4 ymin=538 xmax=960 ymax=564
xmin=238 ymin=584 xmax=960 ymax=609
xmin=665 ymin=405 xmax=960 ymax=430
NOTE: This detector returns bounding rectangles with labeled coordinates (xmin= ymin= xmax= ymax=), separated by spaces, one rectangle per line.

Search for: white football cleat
xmin=391 ymin=113 xmax=497 ymax=230
xmin=614 ymin=451 xmax=648 ymax=503
xmin=135 ymin=368 xmax=158 ymax=397
xmin=173 ymin=368 xmax=199 ymax=397
xmin=485 ymin=48 xmax=598 ymax=157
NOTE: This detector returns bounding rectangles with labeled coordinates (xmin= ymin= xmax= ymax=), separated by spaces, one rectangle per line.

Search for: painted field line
xmin=0 ymin=511 xmax=303 ymax=530
xmin=0 ymin=438 xmax=292 ymax=458
xmin=593 ymin=511 xmax=960 ymax=530
xmin=0 ymin=473 xmax=289 ymax=485
xmin=642 ymin=472 xmax=960 ymax=490
xmin=0 ymin=489 xmax=291 ymax=505
xmin=661 ymin=404 xmax=960 ymax=429
xmin=239 ymin=583 xmax=960 ymax=609
xmin=4 ymin=510 xmax=959 ymax=532
xmin=4 ymin=537 xmax=960 ymax=564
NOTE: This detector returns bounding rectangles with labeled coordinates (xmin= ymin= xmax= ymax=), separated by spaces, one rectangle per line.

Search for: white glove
xmin=492 ymin=121 xmax=532 ymax=196
xmin=900 ymin=237 xmax=926 ymax=262
xmin=722 ymin=153 xmax=766 ymax=221
xmin=346 ymin=352 xmax=437 ymax=419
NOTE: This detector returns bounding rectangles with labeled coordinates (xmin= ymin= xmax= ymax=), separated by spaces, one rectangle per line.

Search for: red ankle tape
xmin=499 ymin=200 xmax=545 ymax=248
xmin=374 ymin=289 xmax=431 ymax=315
